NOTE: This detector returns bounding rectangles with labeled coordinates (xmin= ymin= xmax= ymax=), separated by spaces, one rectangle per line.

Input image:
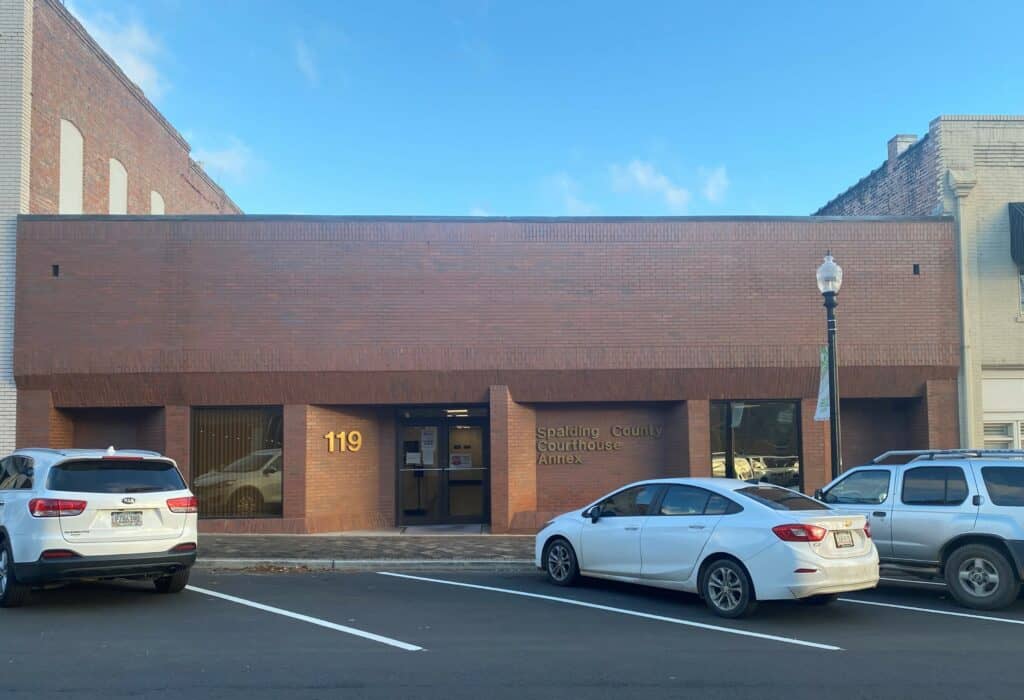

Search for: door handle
xmin=624 ymin=526 xmax=640 ymax=531
xmin=872 ymin=511 xmax=887 ymax=518
xmin=688 ymin=525 xmax=706 ymax=530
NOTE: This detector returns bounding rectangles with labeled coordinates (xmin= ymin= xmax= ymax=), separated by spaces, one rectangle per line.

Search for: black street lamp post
xmin=817 ymin=253 xmax=843 ymax=479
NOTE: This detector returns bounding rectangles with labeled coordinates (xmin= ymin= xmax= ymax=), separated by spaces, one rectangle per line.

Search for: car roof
xmin=628 ymin=477 xmax=764 ymax=492
xmin=11 ymin=447 xmax=166 ymax=465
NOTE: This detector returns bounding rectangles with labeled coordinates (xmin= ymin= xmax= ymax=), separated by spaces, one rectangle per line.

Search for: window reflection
xmin=710 ymin=401 xmax=801 ymax=488
xmin=191 ymin=407 xmax=284 ymax=518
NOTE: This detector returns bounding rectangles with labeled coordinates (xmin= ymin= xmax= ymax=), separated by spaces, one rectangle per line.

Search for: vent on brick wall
xmin=1011 ymin=203 xmax=1024 ymax=267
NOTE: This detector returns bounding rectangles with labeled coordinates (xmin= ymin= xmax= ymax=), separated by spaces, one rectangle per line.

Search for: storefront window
xmin=710 ymin=400 xmax=802 ymax=489
xmin=191 ymin=407 xmax=284 ymax=518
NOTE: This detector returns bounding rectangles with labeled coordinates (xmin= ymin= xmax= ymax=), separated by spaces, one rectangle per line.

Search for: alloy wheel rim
xmin=708 ymin=566 xmax=743 ymax=611
xmin=0 ymin=550 xmax=8 ymax=595
xmin=957 ymin=557 xmax=1000 ymax=598
xmin=547 ymin=544 xmax=571 ymax=581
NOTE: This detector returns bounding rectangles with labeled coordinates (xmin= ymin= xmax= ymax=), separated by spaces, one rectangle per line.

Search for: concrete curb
xmin=195 ymin=558 xmax=537 ymax=573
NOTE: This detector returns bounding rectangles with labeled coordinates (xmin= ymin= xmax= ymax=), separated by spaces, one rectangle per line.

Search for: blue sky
xmin=68 ymin=0 xmax=1024 ymax=216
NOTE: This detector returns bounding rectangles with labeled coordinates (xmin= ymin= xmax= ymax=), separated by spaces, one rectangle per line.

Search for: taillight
xmin=864 ymin=521 xmax=872 ymax=539
xmin=772 ymin=523 xmax=827 ymax=542
xmin=40 ymin=549 xmax=78 ymax=560
xmin=167 ymin=496 xmax=198 ymax=514
xmin=29 ymin=498 xmax=87 ymax=517
xmin=172 ymin=543 xmax=197 ymax=553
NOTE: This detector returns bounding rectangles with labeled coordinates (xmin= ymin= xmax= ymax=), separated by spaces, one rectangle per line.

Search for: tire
xmin=702 ymin=558 xmax=758 ymax=618
xmin=799 ymin=593 xmax=839 ymax=606
xmin=543 ymin=538 xmax=579 ymax=586
xmin=0 ymin=539 xmax=29 ymax=609
xmin=154 ymin=568 xmax=191 ymax=594
xmin=944 ymin=544 xmax=1020 ymax=611
xmin=230 ymin=489 xmax=264 ymax=517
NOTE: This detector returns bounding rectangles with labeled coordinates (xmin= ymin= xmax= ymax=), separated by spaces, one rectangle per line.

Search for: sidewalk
xmin=196 ymin=533 xmax=537 ymax=572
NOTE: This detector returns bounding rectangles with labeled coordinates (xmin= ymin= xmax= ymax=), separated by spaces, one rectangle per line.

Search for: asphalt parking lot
xmin=2 ymin=570 xmax=1023 ymax=700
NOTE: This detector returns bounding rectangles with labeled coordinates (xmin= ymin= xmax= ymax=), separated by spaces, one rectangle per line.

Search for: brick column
xmin=163 ymin=406 xmax=190 ymax=481
xmin=686 ymin=400 xmax=712 ymax=477
xmin=801 ymin=398 xmax=830 ymax=495
xmin=489 ymin=385 xmax=537 ymax=533
xmin=283 ymin=404 xmax=308 ymax=523
xmin=15 ymin=389 xmax=71 ymax=448
xmin=924 ymin=379 xmax=960 ymax=449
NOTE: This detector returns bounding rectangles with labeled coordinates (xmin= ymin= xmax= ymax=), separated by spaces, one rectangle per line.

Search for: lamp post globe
xmin=818 ymin=253 xmax=843 ymax=480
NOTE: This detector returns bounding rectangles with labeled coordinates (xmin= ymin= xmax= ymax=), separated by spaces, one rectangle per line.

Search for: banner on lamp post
xmin=814 ymin=346 xmax=830 ymax=421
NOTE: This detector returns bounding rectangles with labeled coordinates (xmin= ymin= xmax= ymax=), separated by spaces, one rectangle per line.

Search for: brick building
xmin=0 ymin=0 xmax=239 ymax=456
xmin=14 ymin=215 xmax=960 ymax=533
xmin=817 ymin=116 xmax=1024 ymax=450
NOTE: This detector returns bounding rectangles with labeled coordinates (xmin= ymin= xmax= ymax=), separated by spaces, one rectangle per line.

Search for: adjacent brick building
xmin=14 ymin=215 xmax=960 ymax=533
xmin=817 ymin=116 xmax=1024 ymax=450
xmin=0 ymin=0 xmax=239 ymax=456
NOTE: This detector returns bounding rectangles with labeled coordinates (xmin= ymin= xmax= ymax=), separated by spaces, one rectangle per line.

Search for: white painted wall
xmin=59 ymin=118 xmax=83 ymax=214
xmin=108 ymin=158 xmax=127 ymax=214
xmin=0 ymin=0 xmax=33 ymax=454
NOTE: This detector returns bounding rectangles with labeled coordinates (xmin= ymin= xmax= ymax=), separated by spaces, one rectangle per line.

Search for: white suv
xmin=0 ymin=447 xmax=198 ymax=608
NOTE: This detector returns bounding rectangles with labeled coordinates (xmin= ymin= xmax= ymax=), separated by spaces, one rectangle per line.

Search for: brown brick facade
xmin=13 ymin=215 xmax=962 ymax=533
xmin=28 ymin=0 xmax=238 ymax=216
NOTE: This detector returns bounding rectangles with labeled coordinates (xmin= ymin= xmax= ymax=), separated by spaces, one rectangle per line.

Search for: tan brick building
xmin=0 ymin=0 xmax=239 ymax=456
xmin=14 ymin=216 xmax=960 ymax=533
xmin=818 ymin=116 xmax=1024 ymax=450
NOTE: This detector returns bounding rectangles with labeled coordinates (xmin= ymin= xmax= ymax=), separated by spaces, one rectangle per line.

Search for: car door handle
xmin=688 ymin=525 xmax=706 ymax=530
xmin=872 ymin=511 xmax=887 ymax=517
xmin=624 ymin=526 xmax=640 ymax=531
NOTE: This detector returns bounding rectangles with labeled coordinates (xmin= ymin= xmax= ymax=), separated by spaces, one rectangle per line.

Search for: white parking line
xmin=839 ymin=597 xmax=1024 ymax=625
xmin=377 ymin=572 xmax=842 ymax=651
xmin=186 ymin=585 xmax=424 ymax=651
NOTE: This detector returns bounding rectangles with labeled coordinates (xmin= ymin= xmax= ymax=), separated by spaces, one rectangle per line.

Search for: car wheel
xmin=0 ymin=540 xmax=29 ymax=608
xmin=154 ymin=568 xmax=191 ymax=594
xmin=702 ymin=558 xmax=757 ymax=618
xmin=944 ymin=544 xmax=1020 ymax=610
xmin=231 ymin=489 xmax=264 ymax=517
xmin=799 ymin=593 xmax=839 ymax=606
xmin=543 ymin=538 xmax=579 ymax=586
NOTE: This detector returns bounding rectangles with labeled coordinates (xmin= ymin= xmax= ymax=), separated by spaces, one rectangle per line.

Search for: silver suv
xmin=817 ymin=449 xmax=1024 ymax=610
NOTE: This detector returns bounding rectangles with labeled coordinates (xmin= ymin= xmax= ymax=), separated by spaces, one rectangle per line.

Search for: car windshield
xmin=48 ymin=460 xmax=186 ymax=494
xmin=735 ymin=485 xmax=829 ymax=511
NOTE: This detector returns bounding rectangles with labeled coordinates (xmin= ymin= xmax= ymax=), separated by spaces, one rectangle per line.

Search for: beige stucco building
xmin=817 ymin=115 xmax=1024 ymax=449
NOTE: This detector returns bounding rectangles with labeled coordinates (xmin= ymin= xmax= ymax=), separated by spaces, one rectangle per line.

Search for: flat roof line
xmin=17 ymin=214 xmax=954 ymax=223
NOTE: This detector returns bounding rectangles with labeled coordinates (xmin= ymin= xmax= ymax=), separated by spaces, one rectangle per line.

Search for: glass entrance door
xmin=398 ymin=408 xmax=489 ymax=525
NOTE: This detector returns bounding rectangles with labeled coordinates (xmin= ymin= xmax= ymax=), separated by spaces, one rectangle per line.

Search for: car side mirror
xmin=583 ymin=506 xmax=601 ymax=523
xmin=814 ymin=488 xmax=824 ymax=501
xmin=263 ymin=464 xmax=279 ymax=476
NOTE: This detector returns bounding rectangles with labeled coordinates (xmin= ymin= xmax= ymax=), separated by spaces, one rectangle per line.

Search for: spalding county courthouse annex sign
xmin=536 ymin=424 xmax=664 ymax=464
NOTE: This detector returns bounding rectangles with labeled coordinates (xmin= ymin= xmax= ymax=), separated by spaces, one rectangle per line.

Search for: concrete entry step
xmin=401 ymin=524 xmax=488 ymax=535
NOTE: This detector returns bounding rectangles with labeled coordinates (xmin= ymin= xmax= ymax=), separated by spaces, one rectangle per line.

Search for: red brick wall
xmin=66 ymin=407 xmax=163 ymax=451
xmin=304 ymin=405 xmax=393 ymax=532
xmin=685 ymin=400 xmax=712 ymax=478
xmin=14 ymin=217 xmax=960 ymax=400
xmin=802 ymin=398 xmax=830 ymax=495
xmin=840 ymin=398 xmax=918 ymax=469
xmin=490 ymin=386 xmax=538 ymax=532
xmin=534 ymin=403 xmax=676 ymax=514
xmin=29 ymin=0 xmax=238 ymax=215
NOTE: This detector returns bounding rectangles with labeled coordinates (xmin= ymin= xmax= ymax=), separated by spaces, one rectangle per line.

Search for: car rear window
xmin=981 ymin=467 xmax=1024 ymax=507
xmin=48 ymin=460 xmax=186 ymax=494
xmin=736 ymin=485 xmax=829 ymax=511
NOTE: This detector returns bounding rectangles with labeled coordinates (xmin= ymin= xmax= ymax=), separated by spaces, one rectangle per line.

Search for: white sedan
xmin=535 ymin=478 xmax=879 ymax=617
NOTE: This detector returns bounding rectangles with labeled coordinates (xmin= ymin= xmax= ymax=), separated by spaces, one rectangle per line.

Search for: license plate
xmin=112 ymin=511 xmax=143 ymax=528
xmin=833 ymin=530 xmax=855 ymax=548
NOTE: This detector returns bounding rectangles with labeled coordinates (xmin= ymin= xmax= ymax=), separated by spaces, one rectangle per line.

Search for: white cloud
xmin=610 ymin=160 xmax=690 ymax=211
xmin=67 ymin=1 xmax=168 ymax=100
xmin=192 ymin=136 xmax=260 ymax=182
xmin=295 ymin=39 xmax=318 ymax=86
xmin=700 ymin=165 xmax=729 ymax=203
xmin=545 ymin=173 xmax=595 ymax=215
